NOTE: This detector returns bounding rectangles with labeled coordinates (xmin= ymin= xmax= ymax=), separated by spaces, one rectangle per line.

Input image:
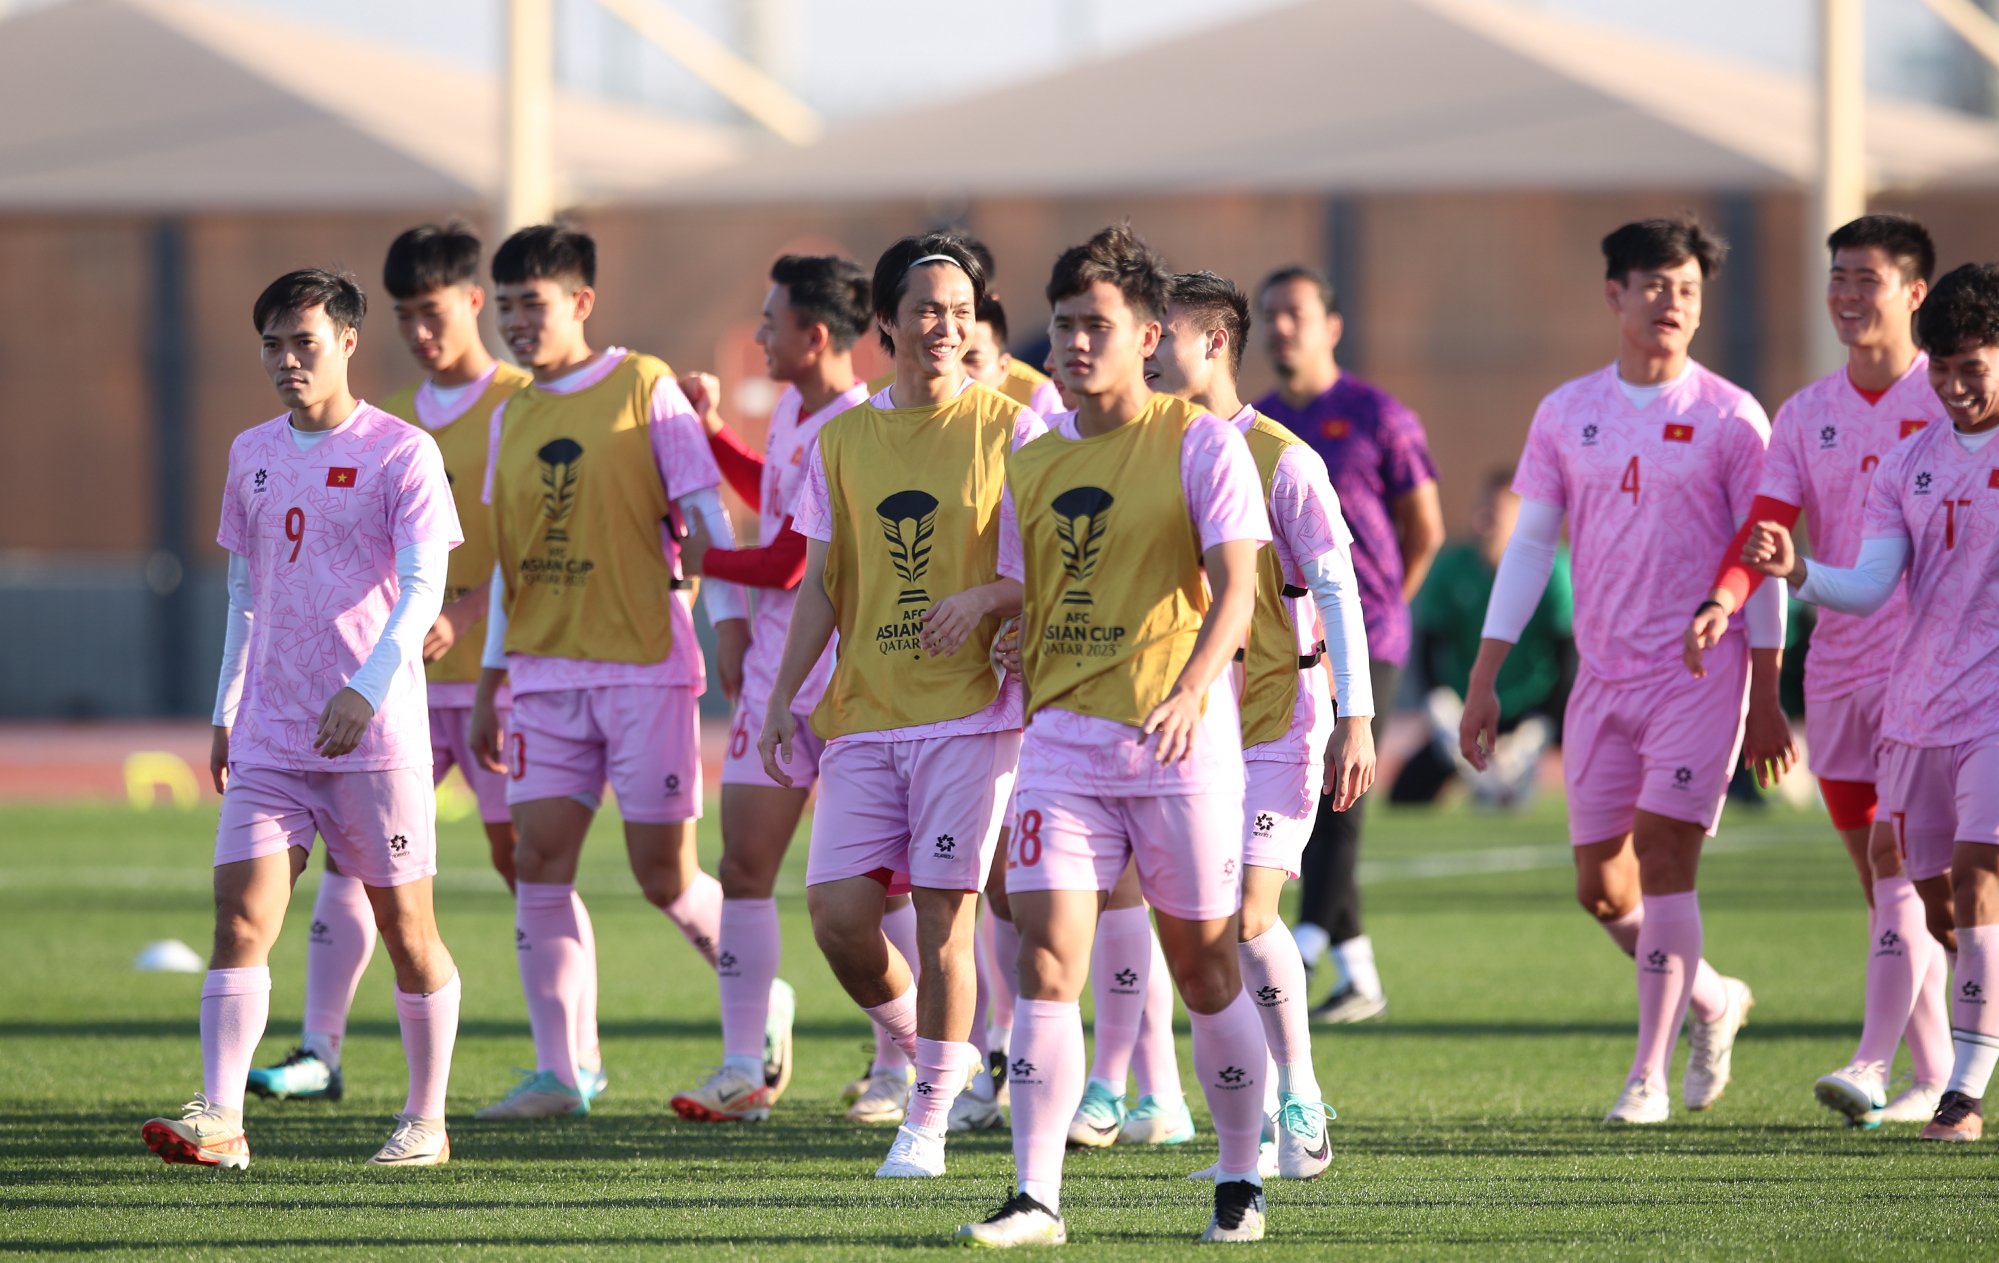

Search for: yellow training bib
xmin=812 ymin=383 xmax=1020 ymax=739
xmin=379 ymin=363 xmax=533 ymax=685
xmin=1239 ymin=412 xmax=1311 ymax=748
xmin=490 ymin=352 xmax=678 ymax=665
xmin=1008 ymin=395 xmax=1208 ymax=729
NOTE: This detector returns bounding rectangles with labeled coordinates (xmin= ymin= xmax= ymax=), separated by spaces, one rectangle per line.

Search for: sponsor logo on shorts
xmin=718 ymin=950 xmax=738 ymax=974
xmin=1580 ymin=423 xmax=1599 ymax=447
xmin=1877 ymin=929 xmax=1903 ymax=953
xmin=1819 ymin=424 xmax=1838 ymax=450
xmin=1672 ymin=767 xmax=1692 ymax=790
xmin=516 ymin=928 xmax=530 ymax=951
xmin=1253 ymin=811 xmax=1276 ymax=838
xmin=387 ymin=833 xmax=409 ymax=855
xmin=1111 ymin=967 xmax=1139 ymax=994
xmin=664 ymin=774 xmax=682 ymax=797
xmin=933 ymin=833 xmax=956 ymax=858
xmin=1216 ymin=1064 xmax=1249 ymax=1090
xmin=1964 ymin=980 xmax=1985 ymax=1005
xmin=1255 ymin=984 xmax=1282 ymax=1007
xmin=309 ymin=919 xmax=332 ymax=945
xmin=1644 ymin=949 xmax=1670 ymax=973
xmin=1222 ymin=857 xmax=1238 ymax=881
xmin=1009 ymin=1056 xmax=1039 ymax=1086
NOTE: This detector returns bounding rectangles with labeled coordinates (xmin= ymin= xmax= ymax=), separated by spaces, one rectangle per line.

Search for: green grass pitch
xmin=3 ymin=795 xmax=1995 ymax=1259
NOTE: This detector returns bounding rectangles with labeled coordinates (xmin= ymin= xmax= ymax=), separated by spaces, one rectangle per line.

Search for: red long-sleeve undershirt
xmin=709 ymin=425 xmax=765 ymax=509
xmin=703 ymin=516 xmax=808 ymax=590
xmin=1711 ymin=494 xmax=1803 ymax=610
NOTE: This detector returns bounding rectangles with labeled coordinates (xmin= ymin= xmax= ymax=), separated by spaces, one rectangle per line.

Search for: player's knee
xmin=1237 ymin=899 xmax=1278 ymax=942
xmin=717 ymin=848 xmax=774 ymax=900
xmin=1168 ymin=951 xmax=1239 ymax=1015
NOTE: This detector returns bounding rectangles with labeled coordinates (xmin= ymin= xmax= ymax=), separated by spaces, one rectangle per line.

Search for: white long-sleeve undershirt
xmin=213 ymin=541 xmax=449 ymax=725
xmin=1480 ymin=499 xmax=1564 ymax=643
xmin=479 ymin=485 xmax=745 ymax=671
xmin=1795 ymin=535 xmax=1910 ymax=616
xmin=1300 ymin=545 xmax=1374 ymax=718
xmin=1481 ymin=498 xmax=1785 ymax=649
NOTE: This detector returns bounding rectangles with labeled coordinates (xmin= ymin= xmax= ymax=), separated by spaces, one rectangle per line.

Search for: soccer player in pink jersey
xmin=1148 ymin=269 xmax=1377 ymax=1180
xmin=141 ymin=270 xmax=464 ymax=1170
xmin=661 ymin=254 xmax=873 ymax=1124
xmin=760 ymin=232 xmax=1041 ymax=1180
xmin=957 ymin=226 xmax=1273 ymax=1248
xmin=246 ymin=224 xmax=533 ymax=1107
xmin=467 ymin=225 xmax=751 ymax=1120
xmin=1683 ymin=214 xmax=1951 ymax=1127
xmin=1743 ymin=261 xmax=1999 ymax=1143
xmin=1461 ymin=217 xmax=1786 ymax=1126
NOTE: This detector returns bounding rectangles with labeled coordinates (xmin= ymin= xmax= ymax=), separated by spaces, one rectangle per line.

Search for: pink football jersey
xmin=740 ymin=382 xmax=869 ymax=712
xmin=1760 ymin=359 xmax=1942 ymax=703
xmin=217 ymin=404 xmax=463 ymax=771
xmin=1512 ymin=363 xmax=1769 ymax=682
xmin=1863 ymin=422 xmax=1999 ymax=747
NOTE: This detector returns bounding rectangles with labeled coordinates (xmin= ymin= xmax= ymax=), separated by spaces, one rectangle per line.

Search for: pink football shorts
xmin=215 ymin=764 xmax=437 ymax=887
xmin=806 ymin=729 xmax=1020 ymax=892
xmin=1805 ymin=678 xmax=1886 ymax=786
xmin=1877 ymin=733 xmax=1999 ymax=883
xmin=431 ymin=704 xmax=512 ymax=825
xmin=1005 ymin=786 xmax=1245 ymax=923
xmin=1561 ymin=641 xmax=1749 ymax=845
xmin=1242 ymin=758 xmax=1317 ymax=878
xmin=722 ymin=693 xmax=826 ymax=791
xmin=506 ymin=685 xmax=701 ymax=824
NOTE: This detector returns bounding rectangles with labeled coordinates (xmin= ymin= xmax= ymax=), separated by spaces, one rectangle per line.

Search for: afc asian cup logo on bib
xmin=1051 ymin=485 xmax=1115 ymax=607
xmin=876 ymin=489 xmax=939 ymax=607
xmin=536 ymin=437 xmax=585 ymax=543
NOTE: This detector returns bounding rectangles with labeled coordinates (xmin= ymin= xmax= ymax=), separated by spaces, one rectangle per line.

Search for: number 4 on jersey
xmin=1621 ymin=456 xmax=1640 ymax=504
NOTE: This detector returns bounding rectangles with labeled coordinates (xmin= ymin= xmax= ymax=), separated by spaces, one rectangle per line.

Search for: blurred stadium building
xmin=7 ymin=0 xmax=1999 ymax=718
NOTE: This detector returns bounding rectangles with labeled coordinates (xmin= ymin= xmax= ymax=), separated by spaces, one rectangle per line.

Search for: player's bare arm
xmin=1459 ymin=637 xmax=1513 ymax=770
xmin=919 ymin=578 xmax=1023 ymax=658
xmin=208 ymin=726 xmax=230 ymax=794
xmin=679 ymin=370 xmax=725 ymax=436
xmin=1144 ymin=536 xmax=1258 ymax=764
xmin=469 ymin=666 xmax=508 ymax=773
xmin=423 ymin=578 xmax=489 ymax=663
xmin=1742 ymin=646 xmax=1797 ymax=787
xmin=1682 ymin=589 xmax=1734 ymax=677
xmin=1324 ymin=714 xmax=1376 ymax=812
xmin=759 ymin=538 xmax=836 ymax=786
xmin=1393 ymin=479 xmax=1446 ymax=602
xmin=1744 ymin=520 xmax=1804 ymax=584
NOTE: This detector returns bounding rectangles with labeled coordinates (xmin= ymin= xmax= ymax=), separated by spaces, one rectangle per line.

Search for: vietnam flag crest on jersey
xmin=1902 ymin=419 xmax=1930 ymax=439
xmin=326 ymin=467 xmax=359 ymax=488
xmin=1663 ymin=423 xmax=1694 ymax=443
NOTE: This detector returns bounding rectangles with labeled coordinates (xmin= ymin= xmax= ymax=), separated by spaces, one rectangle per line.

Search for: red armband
xmin=703 ymin=518 xmax=808 ymax=590
xmin=709 ymin=426 xmax=765 ymax=509
xmin=1712 ymin=495 xmax=1802 ymax=609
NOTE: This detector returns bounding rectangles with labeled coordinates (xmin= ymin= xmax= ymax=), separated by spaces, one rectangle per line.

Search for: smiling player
xmin=1462 ymin=217 xmax=1783 ymax=1126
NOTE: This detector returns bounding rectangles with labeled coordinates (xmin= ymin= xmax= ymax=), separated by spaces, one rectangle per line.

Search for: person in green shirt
xmin=1396 ymin=468 xmax=1573 ymax=805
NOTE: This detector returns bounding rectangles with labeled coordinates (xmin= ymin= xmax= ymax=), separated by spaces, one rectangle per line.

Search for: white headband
xmin=906 ymin=253 xmax=968 ymax=274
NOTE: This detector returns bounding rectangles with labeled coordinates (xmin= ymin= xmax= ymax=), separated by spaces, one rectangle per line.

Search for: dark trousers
xmin=1295 ymin=659 xmax=1401 ymax=944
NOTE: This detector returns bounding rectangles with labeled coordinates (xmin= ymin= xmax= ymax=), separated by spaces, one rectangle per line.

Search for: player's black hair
xmin=1257 ymin=264 xmax=1339 ymax=316
xmin=1828 ymin=213 xmax=1937 ymax=285
xmin=382 ymin=222 xmax=482 ymax=300
xmin=957 ymin=235 xmax=997 ymax=286
xmin=491 ymin=223 xmax=596 ymax=289
xmin=769 ymin=254 xmax=872 ymax=351
xmin=870 ymin=232 xmax=987 ymax=354
xmin=1484 ymin=465 xmax=1517 ymax=494
xmin=1168 ymin=271 xmax=1252 ymax=377
xmin=976 ymin=295 xmax=1010 ymax=347
xmin=1601 ymin=215 xmax=1727 ymax=283
xmin=253 ymin=268 xmax=365 ymax=335
xmin=1045 ymin=222 xmax=1169 ymax=325
xmin=1915 ymin=262 xmax=1999 ymax=357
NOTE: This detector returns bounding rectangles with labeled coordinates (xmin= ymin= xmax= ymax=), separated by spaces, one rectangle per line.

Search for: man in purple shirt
xmin=1255 ymin=265 xmax=1444 ymax=1024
